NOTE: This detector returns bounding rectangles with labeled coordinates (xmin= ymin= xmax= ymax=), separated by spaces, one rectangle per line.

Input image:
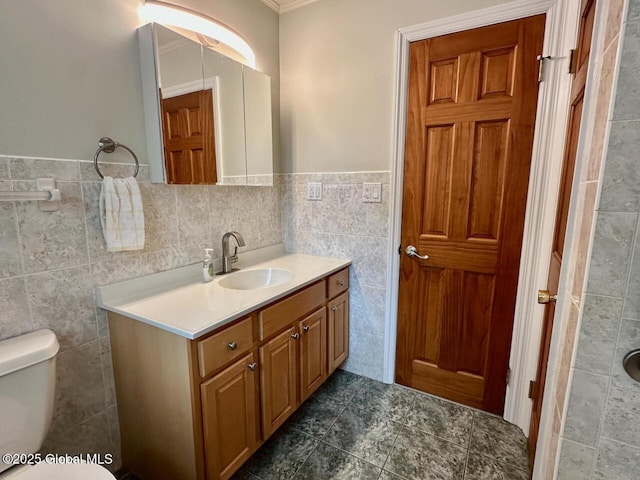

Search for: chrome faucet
xmin=220 ymin=231 xmax=246 ymax=274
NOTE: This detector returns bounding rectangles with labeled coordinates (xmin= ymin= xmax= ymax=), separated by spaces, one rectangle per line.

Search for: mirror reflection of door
xmin=160 ymin=89 xmax=217 ymax=184
xmin=140 ymin=24 xmax=275 ymax=186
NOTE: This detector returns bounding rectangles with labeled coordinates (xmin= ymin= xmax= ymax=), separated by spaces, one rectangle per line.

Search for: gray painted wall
xmin=278 ymin=0 xmax=511 ymax=173
xmin=0 ymin=0 xmax=280 ymax=170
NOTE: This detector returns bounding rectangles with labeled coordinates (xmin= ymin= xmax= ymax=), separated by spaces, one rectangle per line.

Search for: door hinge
xmin=537 ymin=55 xmax=550 ymax=82
xmin=568 ymin=48 xmax=578 ymax=74
xmin=528 ymin=380 xmax=537 ymax=399
xmin=506 ymin=368 xmax=511 ymax=385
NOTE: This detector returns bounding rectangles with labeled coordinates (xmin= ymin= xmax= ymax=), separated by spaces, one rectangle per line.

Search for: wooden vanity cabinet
xmin=109 ymin=267 xmax=350 ymax=480
xmin=201 ymin=352 xmax=260 ymax=480
xmin=328 ymin=291 xmax=349 ymax=375
xmin=299 ymin=308 xmax=327 ymax=401
xmin=259 ymin=326 xmax=299 ymax=438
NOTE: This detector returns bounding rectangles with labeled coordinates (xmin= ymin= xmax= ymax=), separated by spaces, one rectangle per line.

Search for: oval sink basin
xmin=218 ymin=268 xmax=294 ymax=290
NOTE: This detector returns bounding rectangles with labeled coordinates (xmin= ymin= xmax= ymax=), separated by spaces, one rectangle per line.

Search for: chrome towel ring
xmin=93 ymin=137 xmax=140 ymax=179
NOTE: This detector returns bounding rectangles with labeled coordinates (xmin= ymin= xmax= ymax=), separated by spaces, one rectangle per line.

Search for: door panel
xmin=396 ymin=15 xmax=546 ymax=414
xmin=161 ymin=89 xmax=217 ymax=185
xmin=468 ymin=120 xmax=509 ymax=240
xmin=422 ymin=125 xmax=455 ymax=236
xmin=528 ymin=0 xmax=596 ymax=465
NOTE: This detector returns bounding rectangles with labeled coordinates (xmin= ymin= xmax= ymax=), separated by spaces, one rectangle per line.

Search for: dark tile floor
xmin=119 ymin=371 xmax=531 ymax=480
xmin=232 ymin=371 xmax=531 ymax=480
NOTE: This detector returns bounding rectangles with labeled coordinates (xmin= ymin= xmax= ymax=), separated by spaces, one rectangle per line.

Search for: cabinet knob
xmin=303 ymin=325 xmax=310 ymax=332
xmin=227 ymin=342 xmax=237 ymax=350
xmin=338 ymin=280 xmax=345 ymax=286
xmin=248 ymin=363 xmax=257 ymax=371
xmin=331 ymin=306 xmax=338 ymax=312
xmin=291 ymin=332 xmax=300 ymax=339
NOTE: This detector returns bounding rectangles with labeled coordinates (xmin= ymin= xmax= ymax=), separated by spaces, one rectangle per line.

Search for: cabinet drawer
xmin=259 ymin=281 xmax=325 ymax=340
xmin=327 ymin=268 xmax=349 ymax=299
xmin=198 ymin=316 xmax=254 ymax=377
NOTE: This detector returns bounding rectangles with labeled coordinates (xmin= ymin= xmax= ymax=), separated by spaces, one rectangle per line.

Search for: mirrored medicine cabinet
xmin=138 ymin=23 xmax=274 ymax=186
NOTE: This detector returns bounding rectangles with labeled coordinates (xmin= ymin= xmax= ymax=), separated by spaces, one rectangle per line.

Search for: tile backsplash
xmin=0 ymin=156 xmax=393 ymax=470
xmin=281 ymin=172 xmax=391 ymax=381
xmin=0 ymin=154 xmax=282 ymax=471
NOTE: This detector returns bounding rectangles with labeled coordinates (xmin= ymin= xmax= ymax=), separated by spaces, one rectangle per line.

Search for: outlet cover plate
xmin=363 ymin=183 xmax=382 ymax=203
xmin=307 ymin=182 xmax=322 ymax=201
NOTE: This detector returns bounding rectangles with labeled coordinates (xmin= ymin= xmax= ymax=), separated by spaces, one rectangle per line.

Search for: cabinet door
xmin=299 ymin=308 xmax=327 ymax=402
xmin=328 ymin=292 xmax=349 ymax=374
xmin=201 ymin=352 xmax=259 ymax=480
xmin=259 ymin=327 xmax=299 ymax=438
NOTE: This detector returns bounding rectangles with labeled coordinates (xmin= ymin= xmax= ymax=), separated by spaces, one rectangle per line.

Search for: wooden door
xmin=259 ymin=326 xmax=299 ymax=438
xmin=299 ymin=308 xmax=327 ymax=401
xmin=328 ymin=292 xmax=349 ymax=374
xmin=201 ymin=352 xmax=259 ymax=480
xmin=528 ymin=0 xmax=596 ymax=464
xmin=161 ymin=89 xmax=217 ymax=184
xmin=396 ymin=16 xmax=546 ymax=414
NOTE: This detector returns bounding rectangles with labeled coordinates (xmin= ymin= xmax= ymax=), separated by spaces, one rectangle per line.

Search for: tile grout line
xmin=378 ymin=394 xmax=414 ymax=478
xmin=7 ymin=158 xmax=34 ymax=334
xmin=78 ymin=169 xmax=103 ymax=349
xmin=589 ymin=210 xmax=640 ymax=476
xmin=315 ymin=438 xmax=386 ymax=475
xmin=288 ymin=435 xmax=321 ymax=480
xmin=462 ymin=412 xmax=476 ymax=480
xmin=288 ymin=377 xmax=365 ymax=479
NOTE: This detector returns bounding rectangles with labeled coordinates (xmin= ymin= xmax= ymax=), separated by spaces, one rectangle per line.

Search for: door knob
xmin=227 ymin=342 xmax=237 ymax=350
xmin=303 ymin=325 xmax=310 ymax=332
xmin=405 ymin=245 xmax=429 ymax=260
xmin=248 ymin=363 xmax=257 ymax=371
xmin=291 ymin=332 xmax=300 ymax=339
xmin=538 ymin=289 xmax=558 ymax=304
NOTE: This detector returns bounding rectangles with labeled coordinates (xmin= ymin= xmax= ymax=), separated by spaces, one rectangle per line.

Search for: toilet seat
xmin=0 ymin=462 xmax=115 ymax=479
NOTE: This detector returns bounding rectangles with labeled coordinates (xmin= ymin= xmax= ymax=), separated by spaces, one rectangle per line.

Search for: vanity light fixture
xmin=140 ymin=0 xmax=257 ymax=68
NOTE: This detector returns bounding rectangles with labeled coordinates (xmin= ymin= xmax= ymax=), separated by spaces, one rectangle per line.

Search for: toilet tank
xmin=0 ymin=330 xmax=59 ymax=474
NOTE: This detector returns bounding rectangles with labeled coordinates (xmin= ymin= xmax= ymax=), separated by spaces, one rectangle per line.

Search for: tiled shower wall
xmin=282 ymin=172 xmax=391 ymax=381
xmin=532 ymin=0 xmax=626 ymax=477
xmin=0 ymin=154 xmax=282 ymax=471
xmin=555 ymin=0 xmax=640 ymax=478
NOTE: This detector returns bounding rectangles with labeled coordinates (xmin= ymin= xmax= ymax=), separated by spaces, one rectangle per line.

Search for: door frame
xmin=384 ymin=0 xmax=581 ymax=437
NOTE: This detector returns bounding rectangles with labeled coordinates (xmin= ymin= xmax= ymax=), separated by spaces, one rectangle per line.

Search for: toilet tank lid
xmin=0 ymin=329 xmax=59 ymax=377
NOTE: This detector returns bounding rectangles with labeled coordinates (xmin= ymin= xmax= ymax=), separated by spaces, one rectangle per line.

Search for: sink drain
xmin=623 ymin=349 xmax=640 ymax=382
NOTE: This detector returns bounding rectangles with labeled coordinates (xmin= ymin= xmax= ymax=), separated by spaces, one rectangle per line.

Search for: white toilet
xmin=0 ymin=330 xmax=116 ymax=479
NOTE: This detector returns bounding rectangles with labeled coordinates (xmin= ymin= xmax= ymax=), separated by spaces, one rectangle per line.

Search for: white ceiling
xmin=260 ymin=0 xmax=321 ymax=14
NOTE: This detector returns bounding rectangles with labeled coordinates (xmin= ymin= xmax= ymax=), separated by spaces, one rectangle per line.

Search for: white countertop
xmin=97 ymin=245 xmax=351 ymax=339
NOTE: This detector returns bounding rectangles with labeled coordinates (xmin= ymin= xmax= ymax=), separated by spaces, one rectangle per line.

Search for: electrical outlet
xmin=307 ymin=182 xmax=322 ymax=201
xmin=363 ymin=183 xmax=382 ymax=203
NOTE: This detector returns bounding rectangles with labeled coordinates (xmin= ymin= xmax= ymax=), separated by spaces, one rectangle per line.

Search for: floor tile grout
xmin=462 ymin=411 xmax=477 ymax=480
xmin=287 ymin=375 xmax=366 ymax=479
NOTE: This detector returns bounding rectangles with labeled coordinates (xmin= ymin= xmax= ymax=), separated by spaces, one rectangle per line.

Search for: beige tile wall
xmin=0 ymin=155 xmax=282 ymax=471
xmin=542 ymin=0 xmax=633 ymax=477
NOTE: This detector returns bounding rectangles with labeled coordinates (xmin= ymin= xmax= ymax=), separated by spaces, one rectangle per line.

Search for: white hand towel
xmin=100 ymin=176 xmax=145 ymax=252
